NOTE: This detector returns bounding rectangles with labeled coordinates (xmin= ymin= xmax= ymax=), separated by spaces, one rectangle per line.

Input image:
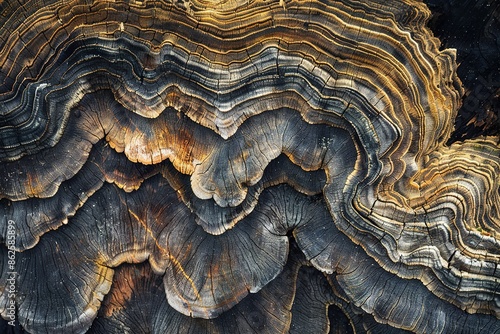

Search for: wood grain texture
xmin=0 ymin=0 xmax=499 ymax=332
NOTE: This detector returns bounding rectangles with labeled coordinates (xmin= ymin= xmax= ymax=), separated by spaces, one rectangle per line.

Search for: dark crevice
xmin=424 ymin=0 xmax=500 ymax=143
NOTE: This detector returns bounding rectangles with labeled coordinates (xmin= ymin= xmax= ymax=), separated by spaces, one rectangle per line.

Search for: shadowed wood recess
xmin=0 ymin=0 xmax=499 ymax=332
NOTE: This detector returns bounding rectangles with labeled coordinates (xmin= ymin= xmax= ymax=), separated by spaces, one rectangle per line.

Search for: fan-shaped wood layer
xmin=1 ymin=0 xmax=499 ymax=333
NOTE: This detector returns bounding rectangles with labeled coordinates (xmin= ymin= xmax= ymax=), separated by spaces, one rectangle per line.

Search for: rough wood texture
xmin=0 ymin=0 xmax=499 ymax=333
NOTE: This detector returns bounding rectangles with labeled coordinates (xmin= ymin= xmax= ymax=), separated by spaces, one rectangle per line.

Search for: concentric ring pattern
xmin=1 ymin=0 xmax=500 ymax=332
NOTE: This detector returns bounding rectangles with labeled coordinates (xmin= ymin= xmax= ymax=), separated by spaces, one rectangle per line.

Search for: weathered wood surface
xmin=0 ymin=0 xmax=499 ymax=332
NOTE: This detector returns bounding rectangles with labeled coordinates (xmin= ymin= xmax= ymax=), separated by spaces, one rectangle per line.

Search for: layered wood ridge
xmin=1 ymin=0 xmax=499 ymax=332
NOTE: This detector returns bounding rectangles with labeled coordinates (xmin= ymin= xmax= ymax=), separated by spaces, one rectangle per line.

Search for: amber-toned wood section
xmin=0 ymin=0 xmax=499 ymax=332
